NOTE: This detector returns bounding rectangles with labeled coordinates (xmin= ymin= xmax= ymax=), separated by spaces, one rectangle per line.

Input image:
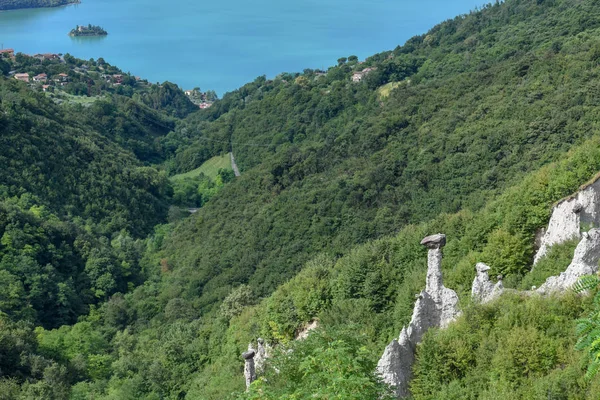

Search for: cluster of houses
xmin=0 ymin=49 xmax=61 ymax=61
xmin=2 ymin=47 xmax=211 ymax=105
xmin=13 ymin=72 xmax=70 ymax=91
xmin=34 ymin=53 xmax=61 ymax=61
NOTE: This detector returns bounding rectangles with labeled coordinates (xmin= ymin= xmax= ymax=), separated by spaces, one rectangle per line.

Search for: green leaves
xmin=240 ymin=328 xmax=394 ymax=400
xmin=573 ymin=274 xmax=600 ymax=380
xmin=573 ymin=275 xmax=600 ymax=294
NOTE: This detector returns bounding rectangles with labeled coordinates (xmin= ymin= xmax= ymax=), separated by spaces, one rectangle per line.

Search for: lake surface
xmin=0 ymin=0 xmax=481 ymax=95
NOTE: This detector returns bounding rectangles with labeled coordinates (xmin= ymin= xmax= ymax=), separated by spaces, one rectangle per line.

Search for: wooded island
xmin=69 ymin=24 xmax=107 ymax=37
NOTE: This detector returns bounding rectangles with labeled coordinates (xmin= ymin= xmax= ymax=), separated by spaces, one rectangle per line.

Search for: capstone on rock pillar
xmin=420 ymin=233 xmax=446 ymax=298
xmin=242 ymin=350 xmax=256 ymax=390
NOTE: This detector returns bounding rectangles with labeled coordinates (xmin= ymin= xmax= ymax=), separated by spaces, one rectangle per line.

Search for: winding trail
xmin=230 ymin=152 xmax=241 ymax=177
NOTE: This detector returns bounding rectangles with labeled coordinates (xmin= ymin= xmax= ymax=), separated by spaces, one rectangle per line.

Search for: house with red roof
xmin=56 ymin=73 xmax=69 ymax=82
xmin=0 ymin=49 xmax=15 ymax=58
xmin=33 ymin=73 xmax=48 ymax=83
xmin=14 ymin=73 xmax=29 ymax=83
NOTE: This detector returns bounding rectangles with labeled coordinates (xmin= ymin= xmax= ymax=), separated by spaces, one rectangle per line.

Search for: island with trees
xmin=68 ymin=24 xmax=107 ymax=37
xmin=0 ymin=0 xmax=78 ymax=11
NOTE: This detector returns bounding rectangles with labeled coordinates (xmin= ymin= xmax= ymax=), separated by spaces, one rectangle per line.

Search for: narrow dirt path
xmin=230 ymin=152 xmax=241 ymax=177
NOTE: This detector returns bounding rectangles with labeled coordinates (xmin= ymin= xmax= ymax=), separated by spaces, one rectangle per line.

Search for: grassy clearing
xmin=170 ymin=154 xmax=232 ymax=181
xmin=377 ymin=81 xmax=402 ymax=99
xmin=48 ymin=92 xmax=105 ymax=106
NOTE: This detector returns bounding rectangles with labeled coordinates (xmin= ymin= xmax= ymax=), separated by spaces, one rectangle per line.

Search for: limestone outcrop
xmin=534 ymin=178 xmax=600 ymax=264
xmin=377 ymin=234 xmax=460 ymax=398
xmin=471 ymin=263 xmax=504 ymax=303
xmin=537 ymin=228 xmax=600 ymax=293
xmin=295 ymin=320 xmax=319 ymax=341
xmin=254 ymin=338 xmax=269 ymax=375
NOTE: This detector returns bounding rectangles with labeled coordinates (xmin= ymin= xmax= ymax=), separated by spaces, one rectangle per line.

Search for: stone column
xmin=242 ymin=350 xmax=256 ymax=390
xmin=420 ymin=233 xmax=446 ymax=299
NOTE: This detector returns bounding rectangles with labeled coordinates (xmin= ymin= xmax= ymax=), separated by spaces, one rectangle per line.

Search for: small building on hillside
xmin=34 ymin=53 xmax=59 ymax=61
xmin=56 ymin=73 xmax=69 ymax=82
xmin=112 ymin=74 xmax=123 ymax=84
xmin=42 ymin=85 xmax=51 ymax=92
xmin=0 ymin=48 xmax=15 ymax=58
xmin=33 ymin=73 xmax=48 ymax=82
xmin=352 ymin=67 xmax=377 ymax=83
xmin=14 ymin=73 xmax=30 ymax=82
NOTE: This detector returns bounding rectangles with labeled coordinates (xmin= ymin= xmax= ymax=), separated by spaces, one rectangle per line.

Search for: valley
xmin=2 ymin=0 xmax=600 ymax=399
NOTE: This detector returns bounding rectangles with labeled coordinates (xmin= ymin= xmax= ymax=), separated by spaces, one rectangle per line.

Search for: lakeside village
xmin=0 ymin=48 xmax=214 ymax=108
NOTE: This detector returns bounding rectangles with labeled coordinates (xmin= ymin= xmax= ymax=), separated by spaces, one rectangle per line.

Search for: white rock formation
xmin=242 ymin=349 xmax=256 ymax=390
xmin=376 ymin=337 xmax=413 ymax=397
xmin=471 ymin=263 xmax=504 ymax=303
xmin=254 ymin=338 xmax=269 ymax=375
xmin=295 ymin=320 xmax=319 ymax=341
xmin=377 ymin=234 xmax=460 ymax=398
xmin=534 ymin=178 xmax=600 ymax=264
xmin=537 ymin=228 xmax=600 ymax=293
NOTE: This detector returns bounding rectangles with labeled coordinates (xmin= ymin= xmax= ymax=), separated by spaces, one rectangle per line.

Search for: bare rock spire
xmin=377 ymin=233 xmax=460 ymax=398
xmin=242 ymin=350 xmax=256 ymax=390
xmin=471 ymin=263 xmax=503 ymax=303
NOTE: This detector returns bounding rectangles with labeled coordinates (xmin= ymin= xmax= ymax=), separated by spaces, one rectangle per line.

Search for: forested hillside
xmin=0 ymin=0 xmax=77 ymax=10
xmin=0 ymin=69 xmax=186 ymax=330
xmin=4 ymin=0 xmax=600 ymax=399
xmin=162 ymin=0 xmax=600 ymax=310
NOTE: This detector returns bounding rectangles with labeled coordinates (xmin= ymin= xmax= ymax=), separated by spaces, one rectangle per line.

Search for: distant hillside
xmin=0 ymin=0 xmax=77 ymax=11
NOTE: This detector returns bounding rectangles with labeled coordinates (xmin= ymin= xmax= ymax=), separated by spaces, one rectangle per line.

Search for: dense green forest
xmin=0 ymin=0 xmax=77 ymax=11
xmin=4 ymin=0 xmax=600 ymax=398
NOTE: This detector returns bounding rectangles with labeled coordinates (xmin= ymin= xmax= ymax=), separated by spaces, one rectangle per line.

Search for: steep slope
xmin=15 ymin=1 xmax=600 ymax=399
xmin=0 ymin=78 xmax=171 ymax=236
xmin=5 ymin=0 xmax=600 ymax=399
xmin=160 ymin=0 xmax=600 ymax=314
xmin=0 ymin=74 xmax=189 ymax=331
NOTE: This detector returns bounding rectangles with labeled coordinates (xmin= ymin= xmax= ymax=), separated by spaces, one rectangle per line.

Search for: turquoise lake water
xmin=0 ymin=0 xmax=481 ymax=94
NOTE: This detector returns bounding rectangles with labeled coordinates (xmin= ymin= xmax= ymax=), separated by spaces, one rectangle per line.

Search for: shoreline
xmin=0 ymin=0 xmax=79 ymax=13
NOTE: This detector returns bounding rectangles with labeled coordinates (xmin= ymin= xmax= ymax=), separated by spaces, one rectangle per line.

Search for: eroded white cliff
xmin=534 ymin=178 xmax=600 ymax=264
xmin=537 ymin=228 xmax=600 ymax=293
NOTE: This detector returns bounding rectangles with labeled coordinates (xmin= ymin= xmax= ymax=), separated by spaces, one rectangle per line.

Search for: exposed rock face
xmin=242 ymin=350 xmax=256 ymax=390
xmin=295 ymin=320 xmax=319 ymax=341
xmin=537 ymin=228 xmax=600 ymax=293
xmin=377 ymin=233 xmax=460 ymax=398
xmin=534 ymin=178 xmax=600 ymax=264
xmin=254 ymin=338 xmax=269 ymax=375
xmin=377 ymin=337 xmax=413 ymax=397
xmin=471 ymin=263 xmax=504 ymax=303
